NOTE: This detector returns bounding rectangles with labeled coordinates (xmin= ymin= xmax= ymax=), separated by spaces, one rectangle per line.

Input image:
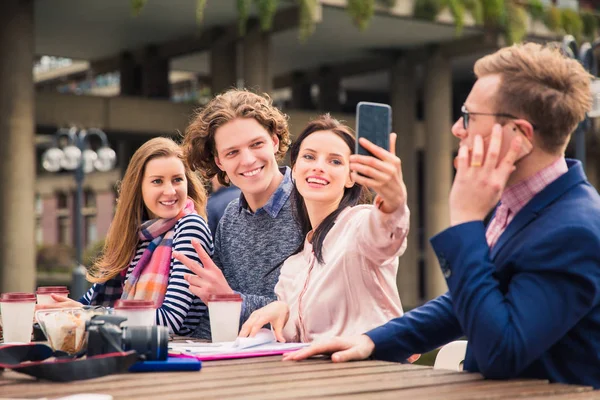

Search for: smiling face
xmin=292 ymin=130 xmax=354 ymax=207
xmin=213 ymin=118 xmax=282 ymax=209
xmin=141 ymin=156 xmax=188 ymax=219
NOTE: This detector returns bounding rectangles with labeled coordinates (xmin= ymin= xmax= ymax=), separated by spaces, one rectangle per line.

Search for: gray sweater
xmin=193 ymin=167 xmax=303 ymax=339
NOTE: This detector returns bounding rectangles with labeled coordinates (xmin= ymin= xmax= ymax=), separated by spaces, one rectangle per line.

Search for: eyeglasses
xmin=460 ymin=105 xmax=522 ymax=130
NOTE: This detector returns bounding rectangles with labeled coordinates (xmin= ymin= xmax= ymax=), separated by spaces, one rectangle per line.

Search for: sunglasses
xmin=461 ymin=105 xmax=536 ymax=131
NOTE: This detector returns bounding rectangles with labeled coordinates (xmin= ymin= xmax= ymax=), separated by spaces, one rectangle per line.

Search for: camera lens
xmin=121 ymin=325 xmax=169 ymax=361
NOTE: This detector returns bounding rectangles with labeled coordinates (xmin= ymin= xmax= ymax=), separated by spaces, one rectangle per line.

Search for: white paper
xmin=169 ymin=329 xmax=308 ymax=355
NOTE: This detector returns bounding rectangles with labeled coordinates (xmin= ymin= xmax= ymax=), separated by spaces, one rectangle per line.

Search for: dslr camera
xmin=86 ymin=315 xmax=168 ymax=361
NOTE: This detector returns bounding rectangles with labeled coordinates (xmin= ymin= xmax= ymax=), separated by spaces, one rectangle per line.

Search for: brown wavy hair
xmin=474 ymin=42 xmax=592 ymax=154
xmin=88 ymin=137 xmax=208 ymax=283
xmin=183 ymin=89 xmax=291 ymax=186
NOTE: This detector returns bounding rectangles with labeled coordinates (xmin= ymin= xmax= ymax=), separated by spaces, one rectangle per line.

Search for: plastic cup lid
xmin=114 ymin=300 xmax=156 ymax=310
xmin=208 ymin=294 xmax=242 ymax=302
xmin=36 ymin=286 xmax=70 ymax=294
xmin=0 ymin=292 xmax=36 ymax=303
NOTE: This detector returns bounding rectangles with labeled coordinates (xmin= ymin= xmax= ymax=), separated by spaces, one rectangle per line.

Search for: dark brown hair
xmin=183 ymin=89 xmax=291 ymax=185
xmin=290 ymin=114 xmax=371 ymax=264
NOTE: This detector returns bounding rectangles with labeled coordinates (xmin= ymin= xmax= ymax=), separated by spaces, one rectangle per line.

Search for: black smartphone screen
xmin=355 ymin=102 xmax=391 ymax=157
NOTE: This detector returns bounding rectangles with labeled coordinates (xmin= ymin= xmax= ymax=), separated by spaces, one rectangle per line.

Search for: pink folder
xmin=170 ymin=346 xmax=304 ymax=361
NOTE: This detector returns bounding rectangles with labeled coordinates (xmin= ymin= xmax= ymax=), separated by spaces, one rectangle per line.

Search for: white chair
xmin=434 ymin=340 xmax=468 ymax=371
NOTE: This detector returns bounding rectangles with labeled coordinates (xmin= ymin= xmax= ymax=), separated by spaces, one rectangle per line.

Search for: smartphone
xmin=355 ymin=102 xmax=392 ymax=157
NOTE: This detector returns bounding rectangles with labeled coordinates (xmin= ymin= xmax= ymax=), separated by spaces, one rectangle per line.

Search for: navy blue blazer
xmin=366 ymin=159 xmax=600 ymax=388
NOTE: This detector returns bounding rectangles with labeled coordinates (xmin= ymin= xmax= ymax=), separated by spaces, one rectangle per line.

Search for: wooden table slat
xmin=0 ymin=363 xmax=455 ymax=399
xmin=0 ymin=357 xmax=595 ymax=400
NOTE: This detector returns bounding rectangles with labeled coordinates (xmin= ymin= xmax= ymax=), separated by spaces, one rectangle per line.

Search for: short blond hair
xmin=183 ymin=89 xmax=291 ymax=185
xmin=474 ymin=42 xmax=592 ymax=153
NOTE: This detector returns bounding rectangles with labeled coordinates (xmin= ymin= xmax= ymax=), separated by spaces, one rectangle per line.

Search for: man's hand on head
xmin=449 ymin=124 xmax=522 ymax=226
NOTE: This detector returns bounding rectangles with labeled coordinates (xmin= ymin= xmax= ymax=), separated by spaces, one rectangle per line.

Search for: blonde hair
xmin=474 ymin=42 xmax=592 ymax=154
xmin=88 ymin=137 xmax=208 ymax=283
xmin=183 ymin=88 xmax=291 ymax=186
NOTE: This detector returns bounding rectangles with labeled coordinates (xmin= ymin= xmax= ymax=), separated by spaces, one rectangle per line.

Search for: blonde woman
xmin=38 ymin=137 xmax=213 ymax=335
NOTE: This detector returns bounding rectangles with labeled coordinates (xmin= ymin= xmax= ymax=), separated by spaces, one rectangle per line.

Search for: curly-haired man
xmin=176 ymin=89 xmax=303 ymax=339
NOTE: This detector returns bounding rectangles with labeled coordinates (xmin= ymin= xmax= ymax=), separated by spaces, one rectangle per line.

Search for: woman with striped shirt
xmin=37 ymin=137 xmax=213 ymax=335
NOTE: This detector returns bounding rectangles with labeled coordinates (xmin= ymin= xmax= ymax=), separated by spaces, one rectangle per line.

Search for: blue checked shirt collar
xmin=238 ymin=166 xmax=293 ymax=218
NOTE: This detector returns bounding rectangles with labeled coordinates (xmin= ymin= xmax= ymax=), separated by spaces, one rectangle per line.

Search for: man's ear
xmin=214 ymin=155 xmax=225 ymax=171
xmin=271 ymin=134 xmax=280 ymax=154
xmin=514 ymin=119 xmax=534 ymax=143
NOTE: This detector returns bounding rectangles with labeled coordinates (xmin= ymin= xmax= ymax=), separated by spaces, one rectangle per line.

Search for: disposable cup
xmin=114 ymin=300 xmax=155 ymax=327
xmin=36 ymin=286 xmax=70 ymax=305
xmin=0 ymin=292 xmax=36 ymax=343
xmin=207 ymin=294 xmax=242 ymax=343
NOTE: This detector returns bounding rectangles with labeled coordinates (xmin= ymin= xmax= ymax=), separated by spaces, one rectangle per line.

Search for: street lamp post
xmin=41 ymin=127 xmax=117 ymax=299
xmin=562 ymin=35 xmax=600 ymax=168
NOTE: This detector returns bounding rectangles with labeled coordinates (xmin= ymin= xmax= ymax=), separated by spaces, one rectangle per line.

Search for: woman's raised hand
xmin=349 ymin=133 xmax=407 ymax=214
xmin=238 ymin=301 xmax=290 ymax=343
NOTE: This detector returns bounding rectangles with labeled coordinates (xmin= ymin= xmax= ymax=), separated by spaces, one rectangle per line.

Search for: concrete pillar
xmin=317 ymin=66 xmax=341 ymax=112
xmin=423 ymin=47 xmax=453 ymax=299
xmin=291 ymin=72 xmax=313 ymax=110
xmin=390 ymin=55 xmax=420 ymax=309
xmin=0 ymin=0 xmax=36 ymax=292
xmin=242 ymin=28 xmax=272 ymax=93
xmin=211 ymin=41 xmax=237 ymax=96
xmin=119 ymin=51 xmax=141 ymax=96
xmin=141 ymin=45 xmax=170 ymax=99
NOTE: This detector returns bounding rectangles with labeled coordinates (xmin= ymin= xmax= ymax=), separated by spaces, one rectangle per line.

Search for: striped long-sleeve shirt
xmin=81 ymin=213 xmax=213 ymax=335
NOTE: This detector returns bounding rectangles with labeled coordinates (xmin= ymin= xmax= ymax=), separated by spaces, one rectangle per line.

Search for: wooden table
xmin=0 ymin=356 xmax=596 ymax=399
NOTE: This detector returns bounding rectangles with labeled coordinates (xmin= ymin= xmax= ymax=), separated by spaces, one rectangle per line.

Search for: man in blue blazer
xmin=284 ymin=43 xmax=600 ymax=388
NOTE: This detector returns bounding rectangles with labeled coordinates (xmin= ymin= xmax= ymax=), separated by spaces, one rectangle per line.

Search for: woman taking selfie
xmin=38 ymin=137 xmax=213 ymax=335
xmin=239 ymin=114 xmax=410 ymax=342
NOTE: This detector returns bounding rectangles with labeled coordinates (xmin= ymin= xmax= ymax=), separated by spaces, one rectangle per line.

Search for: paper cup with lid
xmin=207 ymin=293 xmax=243 ymax=342
xmin=0 ymin=292 xmax=37 ymax=343
xmin=36 ymin=286 xmax=70 ymax=305
xmin=114 ymin=300 xmax=156 ymax=327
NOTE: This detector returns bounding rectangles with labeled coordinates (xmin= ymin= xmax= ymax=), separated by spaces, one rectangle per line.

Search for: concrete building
xmin=1 ymin=0 xmax=596 ymax=308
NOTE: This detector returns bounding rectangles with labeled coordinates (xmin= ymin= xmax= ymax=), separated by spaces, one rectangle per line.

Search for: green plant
xmin=544 ymin=6 xmax=562 ymax=32
xmin=581 ymin=10 xmax=598 ymax=40
xmin=447 ymin=0 xmax=465 ymax=35
xmin=527 ymin=0 xmax=544 ymax=21
xmin=561 ymin=8 xmax=583 ymax=41
xmin=299 ymin=0 xmax=319 ymax=41
xmin=505 ymin=2 xmax=528 ymax=44
xmin=481 ymin=0 xmax=506 ymax=27
xmin=130 ymin=0 xmax=148 ymax=17
xmin=196 ymin=0 xmax=208 ymax=25
xmin=462 ymin=0 xmax=483 ymax=25
xmin=347 ymin=0 xmax=376 ymax=31
xmin=413 ymin=0 xmax=442 ymax=22
xmin=237 ymin=0 xmax=252 ymax=35
xmin=255 ymin=0 xmax=279 ymax=31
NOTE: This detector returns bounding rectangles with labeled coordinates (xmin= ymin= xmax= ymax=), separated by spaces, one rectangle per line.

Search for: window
xmin=85 ymin=216 xmax=97 ymax=246
xmin=58 ymin=216 xmax=71 ymax=245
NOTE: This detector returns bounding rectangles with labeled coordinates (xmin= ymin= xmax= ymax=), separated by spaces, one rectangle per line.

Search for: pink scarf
xmin=121 ymin=199 xmax=196 ymax=307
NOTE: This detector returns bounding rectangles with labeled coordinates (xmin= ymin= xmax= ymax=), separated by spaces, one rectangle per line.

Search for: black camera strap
xmin=0 ymin=343 xmax=139 ymax=382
